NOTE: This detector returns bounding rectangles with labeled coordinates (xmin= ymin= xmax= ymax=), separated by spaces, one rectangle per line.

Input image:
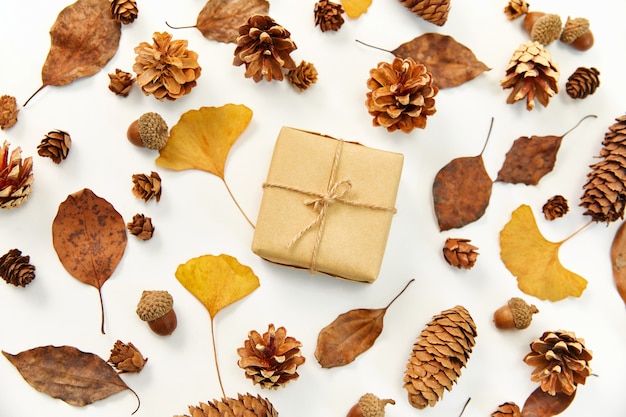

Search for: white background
xmin=1 ymin=1 xmax=626 ymax=416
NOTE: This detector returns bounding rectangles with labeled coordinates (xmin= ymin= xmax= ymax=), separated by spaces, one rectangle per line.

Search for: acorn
xmin=136 ymin=290 xmax=177 ymax=336
xmin=493 ymin=297 xmax=538 ymax=330
xmin=521 ymin=11 xmax=545 ymax=34
xmin=126 ymin=112 xmax=169 ymax=150
xmin=560 ymin=17 xmax=594 ymax=51
xmin=346 ymin=393 xmax=395 ymax=417
xmin=529 ymin=13 xmax=562 ymax=45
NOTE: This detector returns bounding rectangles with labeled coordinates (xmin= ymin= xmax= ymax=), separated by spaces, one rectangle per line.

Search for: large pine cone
xmin=399 ymin=0 xmax=451 ymax=26
xmin=0 ymin=249 xmax=36 ymax=287
xmin=175 ymin=393 xmax=278 ymax=417
xmin=233 ymin=15 xmax=297 ymax=82
xmin=580 ymin=114 xmax=626 ymax=223
xmin=237 ymin=324 xmax=305 ymax=389
xmin=0 ymin=141 xmax=33 ymax=209
xmin=37 ymin=130 xmax=71 ymax=164
xmin=133 ymin=32 xmax=201 ymax=101
xmin=523 ymin=330 xmax=592 ymax=396
xmin=500 ymin=41 xmax=559 ymax=111
xmin=404 ymin=305 xmax=477 ymax=409
xmin=366 ymin=57 xmax=438 ymax=134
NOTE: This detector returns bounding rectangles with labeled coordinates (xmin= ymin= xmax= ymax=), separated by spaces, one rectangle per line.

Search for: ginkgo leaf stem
xmin=222 ymin=178 xmax=255 ymax=229
xmin=559 ymin=220 xmax=594 ymax=244
xmin=210 ymin=318 xmax=226 ymax=399
xmin=561 ymin=114 xmax=597 ymax=137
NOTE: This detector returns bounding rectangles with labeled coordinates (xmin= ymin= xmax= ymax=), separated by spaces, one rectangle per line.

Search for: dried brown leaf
xmin=521 ymin=387 xmax=576 ymax=417
xmin=611 ymin=220 xmax=626 ymax=305
xmin=195 ymin=0 xmax=270 ymax=43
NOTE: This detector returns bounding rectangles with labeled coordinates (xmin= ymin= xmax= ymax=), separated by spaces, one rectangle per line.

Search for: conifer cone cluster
xmin=566 ymin=67 xmax=600 ymax=99
xmin=542 ymin=195 xmax=569 ymax=220
xmin=404 ymin=305 xmax=477 ymax=409
xmin=175 ymin=393 xmax=278 ymax=417
xmin=108 ymin=68 xmax=135 ymax=96
xmin=399 ymin=0 xmax=451 ymax=26
xmin=110 ymin=0 xmax=138 ymax=24
xmin=442 ymin=238 xmax=479 ymax=269
xmin=314 ymin=0 xmax=345 ymax=32
xmin=0 ymin=249 xmax=35 ymax=287
xmin=491 ymin=402 xmax=521 ymax=417
xmin=108 ymin=340 xmax=147 ymax=373
xmin=0 ymin=141 xmax=33 ymax=209
xmin=581 ymin=114 xmax=626 ymax=223
xmin=37 ymin=130 xmax=71 ymax=164
xmin=127 ymin=213 xmax=154 ymax=240
xmin=132 ymin=171 xmax=162 ymax=202
xmin=287 ymin=61 xmax=318 ymax=91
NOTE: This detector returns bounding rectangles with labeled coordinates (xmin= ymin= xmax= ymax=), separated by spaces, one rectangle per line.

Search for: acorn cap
xmin=358 ymin=393 xmax=395 ymax=417
xmin=136 ymin=290 xmax=173 ymax=322
xmin=530 ymin=13 xmax=562 ymax=45
xmin=508 ymin=297 xmax=539 ymax=329
xmin=138 ymin=112 xmax=168 ymax=150
xmin=560 ymin=16 xmax=590 ymax=43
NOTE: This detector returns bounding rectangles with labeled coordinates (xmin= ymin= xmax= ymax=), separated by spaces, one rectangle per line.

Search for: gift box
xmin=251 ymin=127 xmax=403 ymax=283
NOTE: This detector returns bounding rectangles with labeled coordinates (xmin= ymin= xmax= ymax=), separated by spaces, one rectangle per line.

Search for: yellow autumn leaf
xmin=155 ymin=103 xmax=253 ymax=179
xmin=500 ymin=204 xmax=587 ymax=301
xmin=175 ymin=254 xmax=260 ymax=319
xmin=341 ymin=0 xmax=372 ymax=18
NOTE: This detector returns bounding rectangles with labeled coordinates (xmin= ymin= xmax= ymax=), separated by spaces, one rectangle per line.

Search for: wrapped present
xmin=251 ymin=127 xmax=403 ymax=283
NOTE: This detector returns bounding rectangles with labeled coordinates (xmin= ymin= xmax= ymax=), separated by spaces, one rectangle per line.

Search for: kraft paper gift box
xmin=251 ymin=127 xmax=403 ymax=283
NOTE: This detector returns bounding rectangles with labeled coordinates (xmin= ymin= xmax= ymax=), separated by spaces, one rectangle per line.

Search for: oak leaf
xmin=610 ymin=220 xmax=626 ymax=305
xmin=3 ymin=345 xmax=139 ymax=412
xmin=521 ymin=387 xmax=576 ymax=417
xmin=500 ymin=204 xmax=587 ymax=301
xmin=52 ymin=188 xmax=127 ymax=334
xmin=195 ymin=0 xmax=270 ymax=43
xmin=341 ymin=0 xmax=372 ymax=18
xmin=25 ymin=0 xmax=121 ymax=105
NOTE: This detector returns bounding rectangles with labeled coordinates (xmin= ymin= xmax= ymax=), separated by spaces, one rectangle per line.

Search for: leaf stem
xmin=210 ymin=318 xmax=226 ymax=399
xmin=479 ymin=117 xmax=495 ymax=157
xmin=559 ymin=220 xmax=593 ymax=244
xmin=164 ymin=21 xmax=197 ymax=30
xmin=458 ymin=397 xmax=471 ymax=417
xmin=98 ymin=288 xmax=106 ymax=334
xmin=23 ymin=84 xmax=46 ymax=107
xmin=222 ymin=178 xmax=255 ymax=229
xmin=384 ymin=278 xmax=415 ymax=310
xmin=129 ymin=386 xmax=141 ymax=415
xmin=355 ymin=39 xmax=393 ymax=55
xmin=561 ymin=114 xmax=597 ymax=137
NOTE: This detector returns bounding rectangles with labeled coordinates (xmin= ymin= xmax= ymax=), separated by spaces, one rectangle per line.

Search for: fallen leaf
xmin=195 ymin=0 xmax=270 ymax=43
xmin=3 ymin=346 xmax=139 ymax=411
xmin=25 ymin=0 xmax=121 ymax=105
xmin=500 ymin=204 xmax=587 ymax=301
xmin=341 ymin=0 xmax=372 ymax=18
xmin=51 ymin=188 xmax=127 ymax=334
xmin=315 ymin=280 xmax=413 ymax=368
xmin=610 ymin=220 xmax=626 ymax=305
xmin=521 ymin=387 xmax=576 ymax=417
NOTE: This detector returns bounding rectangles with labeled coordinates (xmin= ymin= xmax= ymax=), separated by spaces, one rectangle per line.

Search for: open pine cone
xmin=132 ymin=171 xmax=162 ymax=202
xmin=0 ymin=248 xmax=35 ymax=287
xmin=491 ymin=402 xmax=521 ymax=417
xmin=0 ymin=141 xmax=33 ymax=209
xmin=175 ymin=393 xmax=278 ymax=417
xmin=38 ymin=130 xmax=71 ymax=164
xmin=366 ymin=57 xmax=438 ymax=134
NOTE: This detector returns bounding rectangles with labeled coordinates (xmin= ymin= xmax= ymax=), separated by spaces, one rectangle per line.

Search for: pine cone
xmin=491 ymin=402 xmax=521 ymax=417
xmin=0 ymin=249 xmax=35 ymax=287
xmin=442 ymin=238 xmax=478 ymax=269
xmin=132 ymin=171 xmax=162 ymax=202
xmin=287 ymin=61 xmax=318 ymax=91
xmin=127 ymin=213 xmax=155 ymax=240
xmin=110 ymin=0 xmax=138 ymax=24
xmin=108 ymin=340 xmax=147 ymax=373
xmin=37 ymin=130 xmax=71 ymax=164
xmin=175 ymin=393 xmax=279 ymax=417
xmin=237 ymin=323 xmax=305 ymax=389
xmin=133 ymin=32 xmax=201 ymax=101
xmin=500 ymin=41 xmax=559 ymax=111
xmin=404 ymin=305 xmax=477 ymax=409
xmin=314 ymin=0 xmax=345 ymax=32
xmin=504 ymin=0 xmax=529 ymax=20
xmin=530 ymin=14 xmax=562 ymax=45
xmin=0 ymin=95 xmax=18 ymax=130
xmin=580 ymin=114 xmax=626 ymax=223
xmin=366 ymin=57 xmax=439 ymax=134
xmin=0 ymin=141 xmax=34 ymax=210
xmin=523 ymin=330 xmax=592 ymax=396
xmin=233 ymin=15 xmax=297 ymax=82
xmin=398 ymin=0 xmax=451 ymax=26
xmin=108 ymin=68 xmax=135 ymax=96
xmin=566 ymin=67 xmax=600 ymax=99
xmin=542 ymin=195 xmax=569 ymax=220
xmin=560 ymin=17 xmax=590 ymax=44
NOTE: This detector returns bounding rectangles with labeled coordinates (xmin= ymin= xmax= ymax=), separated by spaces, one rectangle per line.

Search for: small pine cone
xmin=0 ymin=141 xmax=34 ymax=210
xmin=504 ymin=0 xmax=529 ymax=20
xmin=110 ymin=0 xmax=138 ymax=24
xmin=237 ymin=323 xmax=305 ymax=389
xmin=127 ymin=213 xmax=155 ymax=240
xmin=0 ymin=95 xmax=19 ymax=130
xmin=287 ymin=61 xmax=318 ymax=91
xmin=580 ymin=114 xmax=626 ymax=223
xmin=398 ymin=0 xmax=451 ymax=26
xmin=314 ymin=0 xmax=345 ymax=32
xmin=530 ymin=14 xmax=562 ymax=45
xmin=566 ymin=67 xmax=600 ymax=99
xmin=366 ymin=57 xmax=439 ymax=134
xmin=560 ymin=17 xmax=590 ymax=44
xmin=133 ymin=32 xmax=201 ymax=101
xmin=37 ymin=130 xmax=71 ymax=164
xmin=0 ymin=249 xmax=35 ymax=287
xmin=175 ymin=393 xmax=279 ymax=417
xmin=108 ymin=69 xmax=135 ymax=96
xmin=500 ymin=41 xmax=559 ymax=111
xmin=491 ymin=402 xmax=521 ymax=417
xmin=132 ymin=171 xmax=161 ymax=202
xmin=523 ymin=330 xmax=592 ymax=396
xmin=442 ymin=238 xmax=478 ymax=269
xmin=108 ymin=340 xmax=147 ymax=373
xmin=542 ymin=195 xmax=569 ymax=220
xmin=404 ymin=305 xmax=477 ymax=409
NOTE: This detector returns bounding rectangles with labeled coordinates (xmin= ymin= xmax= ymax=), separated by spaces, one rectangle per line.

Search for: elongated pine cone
xmin=237 ymin=323 xmax=305 ymax=389
xmin=37 ymin=130 xmax=71 ymax=164
xmin=0 ymin=249 xmax=35 ymax=287
xmin=0 ymin=141 xmax=33 ymax=209
xmin=504 ymin=0 xmax=529 ymax=20
xmin=366 ymin=57 xmax=438 ymax=134
xmin=133 ymin=32 xmax=201 ymax=101
xmin=491 ymin=402 xmax=521 ymax=417
xmin=0 ymin=95 xmax=18 ymax=130
xmin=530 ymin=14 xmax=562 ymax=45
xmin=500 ymin=41 xmax=559 ymax=111
xmin=566 ymin=67 xmax=600 ymax=99
xmin=127 ymin=213 xmax=155 ymax=240
xmin=399 ymin=0 xmax=450 ymax=26
xmin=404 ymin=305 xmax=477 ymax=409
xmin=443 ymin=238 xmax=478 ymax=269
xmin=314 ymin=0 xmax=345 ymax=32
xmin=523 ymin=330 xmax=592 ymax=396
xmin=132 ymin=171 xmax=162 ymax=202
xmin=108 ymin=69 xmax=135 ymax=96
xmin=287 ymin=61 xmax=318 ymax=91
xmin=175 ymin=393 xmax=279 ymax=417
xmin=110 ymin=0 xmax=138 ymax=24
xmin=580 ymin=114 xmax=626 ymax=223
xmin=108 ymin=340 xmax=147 ymax=373
xmin=542 ymin=195 xmax=568 ymax=220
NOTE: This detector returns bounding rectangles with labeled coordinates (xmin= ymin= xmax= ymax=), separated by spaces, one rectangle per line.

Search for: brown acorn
xmin=136 ymin=290 xmax=177 ymax=335
xmin=493 ymin=297 xmax=538 ymax=330
xmin=127 ymin=112 xmax=169 ymax=150
xmin=346 ymin=393 xmax=395 ymax=417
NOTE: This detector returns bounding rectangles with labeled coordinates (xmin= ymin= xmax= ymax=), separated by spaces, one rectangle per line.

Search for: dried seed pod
xmin=346 ymin=393 xmax=395 ymax=417
xmin=136 ymin=290 xmax=177 ymax=335
xmin=493 ymin=297 xmax=538 ymax=329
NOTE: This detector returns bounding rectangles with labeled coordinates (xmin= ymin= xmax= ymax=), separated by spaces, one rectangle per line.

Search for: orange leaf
xmin=195 ymin=0 xmax=269 ymax=43
xmin=521 ymin=387 xmax=576 ymax=417
xmin=500 ymin=205 xmax=587 ymax=301
xmin=341 ymin=0 xmax=372 ymax=18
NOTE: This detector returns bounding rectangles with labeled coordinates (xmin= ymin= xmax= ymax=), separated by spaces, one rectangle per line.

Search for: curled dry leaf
xmin=194 ymin=0 xmax=270 ymax=43
xmin=610 ymin=220 xmax=626 ymax=305
xmin=341 ymin=0 xmax=372 ymax=18
xmin=520 ymin=387 xmax=576 ymax=417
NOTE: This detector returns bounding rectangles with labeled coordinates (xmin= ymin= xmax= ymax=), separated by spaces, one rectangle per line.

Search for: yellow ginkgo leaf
xmin=341 ymin=0 xmax=373 ymax=19
xmin=155 ymin=103 xmax=253 ymax=179
xmin=175 ymin=253 xmax=260 ymax=319
xmin=500 ymin=204 xmax=587 ymax=301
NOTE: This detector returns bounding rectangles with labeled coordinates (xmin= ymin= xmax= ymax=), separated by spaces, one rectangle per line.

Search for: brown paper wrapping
xmin=251 ymin=127 xmax=403 ymax=283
